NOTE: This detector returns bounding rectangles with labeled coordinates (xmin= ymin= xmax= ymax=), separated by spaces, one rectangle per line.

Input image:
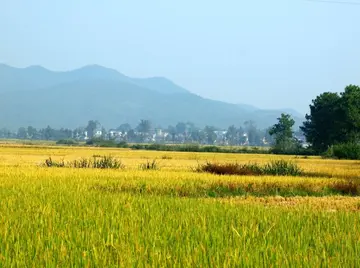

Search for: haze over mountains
xmin=0 ymin=64 xmax=303 ymax=130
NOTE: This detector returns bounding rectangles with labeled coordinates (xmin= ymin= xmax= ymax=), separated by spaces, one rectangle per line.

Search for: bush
xmin=195 ymin=160 xmax=303 ymax=176
xmin=72 ymin=158 xmax=92 ymax=168
xmin=324 ymin=143 xmax=360 ymax=160
xmin=139 ymin=159 xmax=160 ymax=170
xmin=86 ymin=138 xmax=118 ymax=148
xmin=270 ymin=146 xmax=315 ymax=156
xmin=262 ymin=160 xmax=303 ymax=176
xmin=56 ymin=139 xmax=78 ymax=145
xmin=91 ymin=156 xmax=124 ymax=169
xmin=117 ymin=141 xmax=129 ymax=148
xmin=194 ymin=162 xmax=262 ymax=175
xmin=44 ymin=157 xmax=65 ymax=167
xmin=202 ymin=146 xmax=221 ymax=153
xmin=44 ymin=155 xmax=124 ymax=169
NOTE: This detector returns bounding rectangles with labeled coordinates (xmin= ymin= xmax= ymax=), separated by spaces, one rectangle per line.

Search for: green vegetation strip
xmin=92 ymin=179 xmax=359 ymax=198
xmin=0 ymin=187 xmax=359 ymax=266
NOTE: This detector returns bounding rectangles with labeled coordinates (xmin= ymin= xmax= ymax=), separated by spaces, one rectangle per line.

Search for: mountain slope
xmin=0 ymin=64 xmax=303 ymax=130
xmin=0 ymin=64 xmax=188 ymax=94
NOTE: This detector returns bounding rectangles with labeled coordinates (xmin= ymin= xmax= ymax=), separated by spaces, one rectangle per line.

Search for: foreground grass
xmin=1 ymin=179 xmax=360 ymax=267
xmin=1 ymin=145 xmax=360 ymax=266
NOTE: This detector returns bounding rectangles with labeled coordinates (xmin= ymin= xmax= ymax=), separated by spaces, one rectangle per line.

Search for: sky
xmin=1 ymin=0 xmax=360 ymax=114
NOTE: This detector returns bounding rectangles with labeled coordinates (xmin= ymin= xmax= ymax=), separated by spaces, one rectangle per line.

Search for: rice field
xmin=1 ymin=144 xmax=360 ymax=267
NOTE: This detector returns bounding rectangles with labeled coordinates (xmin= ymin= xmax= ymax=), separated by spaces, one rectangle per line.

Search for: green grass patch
xmin=1 ymin=186 xmax=359 ymax=267
xmin=195 ymin=160 xmax=303 ymax=176
xmin=139 ymin=159 xmax=160 ymax=170
xmin=44 ymin=156 xmax=124 ymax=169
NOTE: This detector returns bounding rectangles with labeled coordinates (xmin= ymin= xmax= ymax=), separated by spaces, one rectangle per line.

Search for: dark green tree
xmin=264 ymin=127 xmax=275 ymax=145
xmin=340 ymin=85 xmax=360 ymax=141
xmin=269 ymin=113 xmax=298 ymax=153
xmin=300 ymin=92 xmax=346 ymax=152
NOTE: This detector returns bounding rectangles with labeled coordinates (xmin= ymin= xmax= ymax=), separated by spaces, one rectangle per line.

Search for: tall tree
xmin=101 ymin=127 xmax=107 ymax=140
xmin=204 ymin=126 xmax=217 ymax=145
xmin=300 ymin=92 xmax=346 ymax=152
xmin=244 ymin=121 xmax=261 ymax=145
xmin=17 ymin=127 xmax=27 ymax=139
xmin=175 ymin=122 xmax=187 ymax=135
xmin=0 ymin=128 xmax=12 ymax=138
xmin=86 ymin=120 xmax=99 ymax=139
xmin=190 ymin=130 xmax=206 ymax=144
xmin=340 ymin=85 xmax=360 ymax=141
xmin=137 ymin=119 xmax=151 ymax=134
xmin=225 ymin=125 xmax=239 ymax=146
xmin=27 ymin=126 xmax=37 ymax=139
xmin=269 ymin=113 xmax=298 ymax=153
xmin=167 ymin=125 xmax=177 ymax=143
xmin=73 ymin=127 xmax=85 ymax=140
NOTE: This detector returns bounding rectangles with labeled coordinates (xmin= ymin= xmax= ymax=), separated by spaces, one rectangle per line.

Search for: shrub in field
xmin=86 ymin=138 xmax=118 ymax=148
xmin=44 ymin=157 xmax=65 ymax=167
xmin=201 ymin=146 xmax=221 ymax=153
xmin=45 ymin=155 xmax=124 ymax=169
xmin=263 ymin=160 xmax=303 ymax=176
xmin=194 ymin=162 xmax=263 ymax=176
xmin=56 ymin=139 xmax=78 ymax=145
xmin=324 ymin=143 xmax=360 ymax=160
xmin=92 ymin=156 xmax=124 ymax=169
xmin=139 ymin=159 xmax=160 ymax=170
xmin=117 ymin=141 xmax=129 ymax=148
xmin=195 ymin=160 xmax=303 ymax=176
xmin=71 ymin=158 xmax=92 ymax=168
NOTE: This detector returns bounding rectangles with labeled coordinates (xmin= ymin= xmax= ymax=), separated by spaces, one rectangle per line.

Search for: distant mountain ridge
xmin=0 ymin=64 xmax=188 ymax=95
xmin=0 ymin=64 xmax=303 ymax=130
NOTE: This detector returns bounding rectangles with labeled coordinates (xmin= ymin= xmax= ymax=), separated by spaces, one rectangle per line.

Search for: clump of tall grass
xmin=194 ymin=162 xmax=262 ymax=176
xmin=195 ymin=160 xmax=303 ymax=176
xmin=92 ymin=156 xmax=124 ymax=169
xmin=262 ymin=160 xmax=303 ymax=176
xmin=139 ymin=159 xmax=160 ymax=170
xmin=44 ymin=157 xmax=65 ymax=167
xmin=44 ymin=155 xmax=124 ymax=169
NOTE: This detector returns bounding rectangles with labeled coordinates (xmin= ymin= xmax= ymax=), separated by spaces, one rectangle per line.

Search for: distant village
xmin=0 ymin=120 xmax=308 ymax=147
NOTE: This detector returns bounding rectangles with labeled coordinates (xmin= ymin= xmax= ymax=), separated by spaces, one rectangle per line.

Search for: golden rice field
xmin=1 ymin=144 xmax=360 ymax=267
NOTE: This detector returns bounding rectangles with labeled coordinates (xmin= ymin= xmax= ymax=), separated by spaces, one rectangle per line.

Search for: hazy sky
xmin=1 ymin=0 xmax=360 ymax=113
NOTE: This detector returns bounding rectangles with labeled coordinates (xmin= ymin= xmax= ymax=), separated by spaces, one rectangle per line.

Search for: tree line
xmin=1 ymin=84 xmax=359 ymax=158
xmin=269 ymin=85 xmax=360 ymax=158
xmin=0 ymin=119 xmax=278 ymax=146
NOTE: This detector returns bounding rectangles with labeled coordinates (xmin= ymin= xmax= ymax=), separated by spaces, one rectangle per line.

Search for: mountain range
xmin=0 ymin=64 xmax=304 ymax=130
